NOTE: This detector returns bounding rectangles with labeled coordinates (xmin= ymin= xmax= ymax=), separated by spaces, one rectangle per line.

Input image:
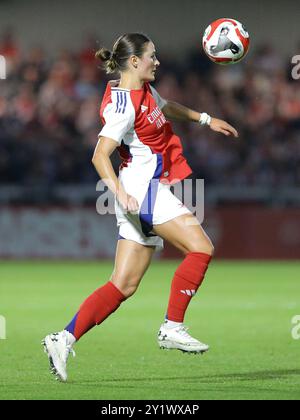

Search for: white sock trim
xmin=64 ymin=330 xmax=76 ymax=346
xmin=164 ymin=320 xmax=183 ymax=329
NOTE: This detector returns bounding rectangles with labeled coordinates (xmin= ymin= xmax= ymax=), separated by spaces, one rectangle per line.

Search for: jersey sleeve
xmin=150 ymin=85 xmax=167 ymax=110
xmin=99 ymin=91 xmax=135 ymax=145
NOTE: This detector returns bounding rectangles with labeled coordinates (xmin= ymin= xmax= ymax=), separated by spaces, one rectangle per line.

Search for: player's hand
xmin=117 ymin=190 xmax=139 ymax=213
xmin=209 ymin=118 xmax=239 ymax=138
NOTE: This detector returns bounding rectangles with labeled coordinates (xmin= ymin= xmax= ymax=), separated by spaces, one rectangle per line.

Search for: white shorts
xmin=115 ymin=181 xmax=192 ymax=251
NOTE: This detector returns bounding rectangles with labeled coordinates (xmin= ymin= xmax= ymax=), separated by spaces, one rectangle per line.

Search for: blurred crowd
xmin=1 ymin=29 xmax=300 ymax=195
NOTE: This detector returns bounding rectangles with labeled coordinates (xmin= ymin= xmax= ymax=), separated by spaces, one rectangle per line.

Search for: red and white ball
xmin=202 ymin=18 xmax=250 ymax=65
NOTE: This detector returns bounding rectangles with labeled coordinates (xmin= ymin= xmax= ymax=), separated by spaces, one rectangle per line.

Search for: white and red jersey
xmin=98 ymin=82 xmax=192 ymax=185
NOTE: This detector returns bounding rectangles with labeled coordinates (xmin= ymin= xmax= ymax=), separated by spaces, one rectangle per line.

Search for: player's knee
xmin=185 ymin=239 xmax=215 ymax=256
xmin=122 ymin=284 xmax=138 ymax=298
xmin=207 ymin=242 xmax=215 ymax=256
xmin=110 ymin=274 xmax=140 ymax=298
xmin=117 ymin=282 xmax=139 ymax=298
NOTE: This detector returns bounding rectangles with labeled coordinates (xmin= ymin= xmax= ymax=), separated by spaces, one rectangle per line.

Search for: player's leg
xmin=110 ymin=239 xmax=155 ymax=298
xmin=42 ymin=240 xmax=154 ymax=381
xmin=64 ymin=239 xmax=155 ymax=341
xmin=153 ymin=213 xmax=214 ymax=353
xmin=154 ymin=213 xmax=214 ymax=255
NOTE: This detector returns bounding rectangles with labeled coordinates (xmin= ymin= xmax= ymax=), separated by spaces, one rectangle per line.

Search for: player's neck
xmin=118 ymin=73 xmax=144 ymax=90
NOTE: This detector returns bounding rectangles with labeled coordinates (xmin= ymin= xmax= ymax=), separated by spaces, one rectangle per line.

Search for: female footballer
xmin=42 ymin=33 xmax=238 ymax=382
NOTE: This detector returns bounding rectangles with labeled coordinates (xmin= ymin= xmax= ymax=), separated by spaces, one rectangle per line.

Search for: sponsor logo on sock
xmin=180 ymin=290 xmax=196 ymax=296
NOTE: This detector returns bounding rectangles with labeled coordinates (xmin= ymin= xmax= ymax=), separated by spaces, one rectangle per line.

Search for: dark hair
xmin=95 ymin=33 xmax=152 ymax=74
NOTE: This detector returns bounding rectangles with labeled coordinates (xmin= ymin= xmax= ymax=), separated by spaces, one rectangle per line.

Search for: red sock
xmin=166 ymin=252 xmax=212 ymax=323
xmin=65 ymin=282 xmax=126 ymax=340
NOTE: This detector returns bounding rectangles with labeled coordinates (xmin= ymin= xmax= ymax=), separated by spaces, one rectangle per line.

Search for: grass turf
xmin=0 ymin=260 xmax=300 ymax=400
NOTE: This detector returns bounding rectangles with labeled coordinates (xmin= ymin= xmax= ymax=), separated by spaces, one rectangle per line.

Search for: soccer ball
xmin=202 ymin=18 xmax=250 ymax=65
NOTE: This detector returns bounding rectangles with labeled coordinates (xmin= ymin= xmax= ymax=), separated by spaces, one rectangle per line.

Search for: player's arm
xmin=162 ymin=101 xmax=200 ymax=123
xmin=162 ymin=101 xmax=239 ymax=138
xmin=96 ymin=92 xmax=139 ymax=211
xmin=92 ymin=137 xmax=139 ymax=212
xmin=151 ymin=86 xmax=238 ymax=138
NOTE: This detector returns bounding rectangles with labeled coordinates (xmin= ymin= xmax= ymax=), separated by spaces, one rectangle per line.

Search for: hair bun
xmin=96 ymin=33 xmax=151 ymax=75
xmin=95 ymin=48 xmax=112 ymax=62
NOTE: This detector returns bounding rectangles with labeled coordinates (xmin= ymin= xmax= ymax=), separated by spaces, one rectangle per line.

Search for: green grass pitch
xmin=0 ymin=260 xmax=300 ymax=400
